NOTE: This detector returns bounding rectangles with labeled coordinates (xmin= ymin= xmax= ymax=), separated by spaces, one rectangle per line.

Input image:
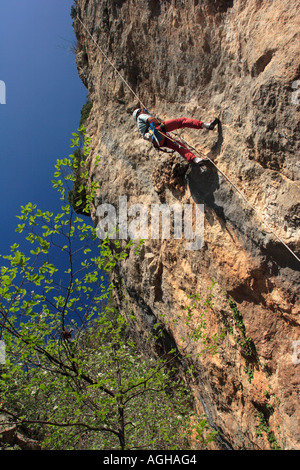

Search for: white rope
xmin=76 ymin=15 xmax=300 ymax=266
xmin=180 ymin=137 xmax=300 ymax=264
xmin=76 ymin=15 xmax=147 ymax=109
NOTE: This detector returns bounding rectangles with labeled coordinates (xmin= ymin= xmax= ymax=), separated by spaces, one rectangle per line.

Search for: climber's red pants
xmin=156 ymin=117 xmax=204 ymax=162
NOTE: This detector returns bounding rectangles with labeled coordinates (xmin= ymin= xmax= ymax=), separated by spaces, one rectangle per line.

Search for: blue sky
xmin=0 ymin=0 xmax=87 ymax=255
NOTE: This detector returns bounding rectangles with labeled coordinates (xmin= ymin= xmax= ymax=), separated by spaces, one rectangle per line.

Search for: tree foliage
xmin=0 ymin=127 xmax=194 ymax=450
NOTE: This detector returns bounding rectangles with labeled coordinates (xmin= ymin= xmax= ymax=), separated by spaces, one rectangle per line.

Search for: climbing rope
xmin=159 ymin=127 xmax=300 ymax=265
xmin=76 ymin=15 xmax=147 ymax=109
xmin=75 ymin=14 xmax=300 ymax=266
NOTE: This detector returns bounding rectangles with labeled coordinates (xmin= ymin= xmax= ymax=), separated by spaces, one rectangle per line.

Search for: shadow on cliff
xmin=187 ymin=120 xmax=300 ymax=284
xmin=187 ymin=120 xmax=227 ymax=226
xmin=188 ymin=164 xmax=224 ymax=219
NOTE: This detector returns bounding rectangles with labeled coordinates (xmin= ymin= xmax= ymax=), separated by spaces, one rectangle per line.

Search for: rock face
xmin=0 ymin=414 xmax=41 ymax=450
xmin=73 ymin=0 xmax=300 ymax=449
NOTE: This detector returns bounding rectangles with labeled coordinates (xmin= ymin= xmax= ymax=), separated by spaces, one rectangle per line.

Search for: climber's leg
xmin=163 ymin=137 xmax=196 ymax=162
xmin=163 ymin=117 xmax=204 ymax=132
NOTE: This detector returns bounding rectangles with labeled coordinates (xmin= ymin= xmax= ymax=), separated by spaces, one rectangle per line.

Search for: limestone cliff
xmin=72 ymin=0 xmax=300 ymax=450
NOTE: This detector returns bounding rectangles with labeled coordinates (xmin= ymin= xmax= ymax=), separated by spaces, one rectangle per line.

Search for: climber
xmin=132 ymin=108 xmax=219 ymax=164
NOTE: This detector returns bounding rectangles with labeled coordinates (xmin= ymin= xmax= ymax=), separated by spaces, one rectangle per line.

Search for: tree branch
xmin=0 ymin=407 xmax=119 ymax=438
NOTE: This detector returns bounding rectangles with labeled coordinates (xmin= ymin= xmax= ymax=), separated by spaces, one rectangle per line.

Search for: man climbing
xmin=132 ymin=108 xmax=219 ymax=164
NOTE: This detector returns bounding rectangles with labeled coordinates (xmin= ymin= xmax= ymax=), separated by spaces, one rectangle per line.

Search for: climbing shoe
xmin=192 ymin=157 xmax=209 ymax=166
xmin=202 ymin=118 xmax=219 ymax=130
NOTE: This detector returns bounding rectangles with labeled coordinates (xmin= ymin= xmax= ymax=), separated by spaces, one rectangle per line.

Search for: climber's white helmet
xmin=132 ymin=108 xmax=141 ymax=122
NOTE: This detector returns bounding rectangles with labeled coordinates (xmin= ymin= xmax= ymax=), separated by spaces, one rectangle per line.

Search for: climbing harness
xmin=148 ymin=122 xmax=161 ymax=146
xmin=148 ymin=128 xmax=175 ymax=154
xmin=75 ymin=14 xmax=300 ymax=266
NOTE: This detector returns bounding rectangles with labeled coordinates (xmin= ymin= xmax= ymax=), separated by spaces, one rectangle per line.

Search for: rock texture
xmin=73 ymin=0 xmax=300 ymax=449
xmin=0 ymin=414 xmax=41 ymax=450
